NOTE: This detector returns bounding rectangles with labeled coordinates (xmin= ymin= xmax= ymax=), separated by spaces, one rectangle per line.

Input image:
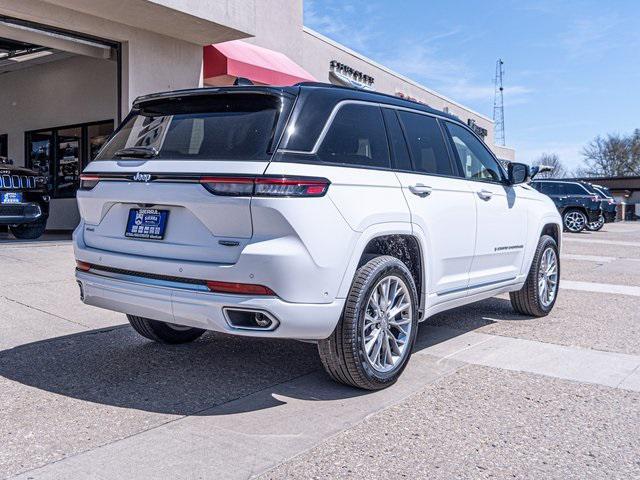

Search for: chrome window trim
xmin=277 ymin=98 xmax=489 ymax=160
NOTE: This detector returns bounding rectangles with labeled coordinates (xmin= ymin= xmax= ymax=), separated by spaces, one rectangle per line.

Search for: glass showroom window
xmin=26 ymin=120 xmax=114 ymax=199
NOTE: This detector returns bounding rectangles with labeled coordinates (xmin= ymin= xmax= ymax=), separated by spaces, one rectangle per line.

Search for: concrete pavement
xmin=1 ymin=222 xmax=640 ymax=479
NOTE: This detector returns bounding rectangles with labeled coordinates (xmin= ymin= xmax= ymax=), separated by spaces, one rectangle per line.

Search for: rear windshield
xmin=97 ymin=93 xmax=289 ymax=161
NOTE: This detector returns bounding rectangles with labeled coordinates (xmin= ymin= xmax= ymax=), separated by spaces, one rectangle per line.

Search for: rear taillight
xmin=199 ymin=177 xmax=254 ymax=196
xmin=79 ymin=174 xmax=100 ymax=190
xmin=200 ymin=176 xmax=329 ymax=198
xmin=254 ymin=177 xmax=329 ymax=197
xmin=206 ymin=280 xmax=275 ymax=296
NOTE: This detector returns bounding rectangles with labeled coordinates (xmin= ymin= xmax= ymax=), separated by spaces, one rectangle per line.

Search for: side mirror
xmin=508 ymin=162 xmax=530 ymax=185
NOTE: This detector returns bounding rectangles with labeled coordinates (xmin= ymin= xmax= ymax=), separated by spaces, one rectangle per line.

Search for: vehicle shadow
xmin=0 ymin=297 xmax=533 ymax=416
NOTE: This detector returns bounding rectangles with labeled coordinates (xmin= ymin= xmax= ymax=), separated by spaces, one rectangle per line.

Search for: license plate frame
xmin=0 ymin=192 xmax=23 ymax=204
xmin=125 ymin=208 xmax=169 ymax=240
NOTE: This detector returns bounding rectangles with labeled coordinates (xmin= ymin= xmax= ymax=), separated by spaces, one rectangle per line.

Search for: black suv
xmin=584 ymin=183 xmax=617 ymax=230
xmin=530 ymin=179 xmax=602 ymax=232
xmin=0 ymin=159 xmax=49 ymax=239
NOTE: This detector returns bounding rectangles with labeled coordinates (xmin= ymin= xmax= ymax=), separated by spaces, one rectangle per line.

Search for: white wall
xmin=0 ymin=55 xmax=118 ymax=166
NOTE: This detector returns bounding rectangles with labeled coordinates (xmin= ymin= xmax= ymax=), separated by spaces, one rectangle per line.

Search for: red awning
xmin=203 ymin=40 xmax=316 ymax=87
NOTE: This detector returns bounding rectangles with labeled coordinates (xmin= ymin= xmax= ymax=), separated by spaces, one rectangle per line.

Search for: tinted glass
xmin=317 ymin=104 xmax=389 ymax=168
xmin=398 ymin=111 xmax=452 ymax=176
xmin=98 ymin=94 xmax=284 ymax=161
xmin=446 ymin=122 xmax=503 ymax=182
xmin=561 ymin=183 xmax=588 ymax=195
xmin=382 ymin=108 xmax=412 ymax=171
xmin=536 ymin=182 xmax=557 ymax=194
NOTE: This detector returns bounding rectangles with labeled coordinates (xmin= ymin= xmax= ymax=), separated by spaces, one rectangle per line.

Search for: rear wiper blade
xmin=113 ymin=146 xmax=159 ymax=159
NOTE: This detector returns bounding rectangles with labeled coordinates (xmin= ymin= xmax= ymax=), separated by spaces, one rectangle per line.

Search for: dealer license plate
xmin=125 ymin=208 xmax=169 ymax=240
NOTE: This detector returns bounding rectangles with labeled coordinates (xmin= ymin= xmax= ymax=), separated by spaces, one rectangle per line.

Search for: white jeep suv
xmin=74 ymin=84 xmax=562 ymax=390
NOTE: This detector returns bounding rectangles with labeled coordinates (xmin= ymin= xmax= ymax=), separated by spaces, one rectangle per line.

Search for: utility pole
xmin=493 ymin=59 xmax=505 ymax=146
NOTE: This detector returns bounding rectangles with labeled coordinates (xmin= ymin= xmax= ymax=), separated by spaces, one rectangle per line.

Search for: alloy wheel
xmin=538 ymin=247 xmax=559 ymax=307
xmin=564 ymin=211 xmax=586 ymax=232
xmin=362 ymin=275 xmax=413 ymax=373
xmin=588 ymin=215 xmax=605 ymax=231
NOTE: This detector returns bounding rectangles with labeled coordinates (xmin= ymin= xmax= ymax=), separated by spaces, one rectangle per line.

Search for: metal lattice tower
xmin=493 ymin=59 xmax=505 ymax=146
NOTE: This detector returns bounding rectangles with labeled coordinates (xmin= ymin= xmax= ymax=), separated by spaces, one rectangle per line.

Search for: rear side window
xmin=97 ymin=93 xmax=287 ymax=161
xmin=317 ymin=104 xmax=390 ymax=168
xmin=398 ymin=111 xmax=453 ymax=176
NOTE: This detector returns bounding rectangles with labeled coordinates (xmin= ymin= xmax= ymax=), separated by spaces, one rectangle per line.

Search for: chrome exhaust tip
xmin=222 ymin=308 xmax=279 ymax=331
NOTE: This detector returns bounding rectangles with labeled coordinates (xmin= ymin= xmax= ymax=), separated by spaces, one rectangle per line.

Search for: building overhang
xmin=204 ymin=40 xmax=316 ymax=86
xmin=37 ymin=0 xmax=255 ymax=45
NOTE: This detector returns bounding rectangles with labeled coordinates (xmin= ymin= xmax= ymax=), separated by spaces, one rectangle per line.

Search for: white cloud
xmin=304 ymin=0 xmax=378 ymax=51
xmin=381 ymin=42 xmax=532 ymax=106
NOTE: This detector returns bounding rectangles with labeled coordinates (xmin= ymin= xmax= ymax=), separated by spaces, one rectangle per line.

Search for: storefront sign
xmin=467 ymin=119 xmax=488 ymax=139
xmin=329 ymin=61 xmax=374 ymax=90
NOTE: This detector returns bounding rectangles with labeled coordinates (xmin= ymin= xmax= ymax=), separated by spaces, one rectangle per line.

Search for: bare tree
xmin=532 ymin=153 xmax=567 ymax=178
xmin=581 ymin=133 xmax=640 ymax=177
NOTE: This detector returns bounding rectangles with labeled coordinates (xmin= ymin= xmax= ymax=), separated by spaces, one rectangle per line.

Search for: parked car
xmin=74 ymin=83 xmax=562 ymax=390
xmin=530 ymin=179 xmax=602 ymax=232
xmin=0 ymin=159 xmax=49 ymax=239
xmin=588 ymin=184 xmax=617 ymax=228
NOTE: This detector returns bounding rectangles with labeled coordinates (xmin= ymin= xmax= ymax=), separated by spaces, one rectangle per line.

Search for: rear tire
xmin=10 ymin=217 xmax=47 ymax=240
xmin=562 ymin=209 xmax=587 ymax=232
xmin=318 ymin=256 xmax=419 ymax=390
xmin=127 ymin=315 xmax=206 ymax=344
xmin=510 ymin=235 xmax=560 ymax=317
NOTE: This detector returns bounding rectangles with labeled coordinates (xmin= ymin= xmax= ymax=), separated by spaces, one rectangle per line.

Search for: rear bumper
xmin=76 ymin=270 xmax=344 ymax=340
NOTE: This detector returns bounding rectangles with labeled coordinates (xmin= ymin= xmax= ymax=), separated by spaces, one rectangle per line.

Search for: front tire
xmin=510 ymin=235 xmax=560 ymax=317
xmin=318 ymin=256 xmax=419 ymax=390
xmin=10 ymin=217 xmax=47 ymax=240
xmin=127 ymin=315 xmax=206 ymax=344
xmin=586 ymin=215 xmax=605 ymax=231
xmin=562 ymin=209 xmax=587 ymax=232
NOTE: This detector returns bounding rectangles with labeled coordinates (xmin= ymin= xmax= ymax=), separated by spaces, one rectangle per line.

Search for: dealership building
xmin=0 ymin=0 xmax=515 ymax=229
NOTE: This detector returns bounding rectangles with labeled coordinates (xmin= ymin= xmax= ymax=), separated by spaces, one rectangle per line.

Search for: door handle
xmin=477 ymin=189 xmax=493 ymax=201
xmin=409 ymin=184 xmax=433 ymax=197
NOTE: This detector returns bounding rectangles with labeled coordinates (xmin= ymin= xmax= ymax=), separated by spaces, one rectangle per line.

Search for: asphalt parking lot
xmin=1 ymin=223 xmax=640 ymax=479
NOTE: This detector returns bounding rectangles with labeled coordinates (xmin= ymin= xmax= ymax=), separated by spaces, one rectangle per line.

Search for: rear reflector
xmin=76 ymin=260 xmax=92 ymax=271
xmin=200 ymin=176 xmax=329 ymax=197
xmin=206 ymin=280 xmax=275 ymax=296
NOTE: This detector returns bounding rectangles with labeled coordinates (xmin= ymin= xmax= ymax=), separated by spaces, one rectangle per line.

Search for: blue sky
xmin=304 ymin=0 xmax=640 ymax=172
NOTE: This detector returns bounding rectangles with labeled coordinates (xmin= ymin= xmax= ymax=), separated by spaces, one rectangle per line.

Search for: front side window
xmin=98 ymin=94 xmax=287 ymax=161
xmin=398 ymin=111 xmax=453 ymax=176
xmin=316 ymin=104 xmax=390 ymax=168
xmin=445 ymin=122 xmax=504 ymax=183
